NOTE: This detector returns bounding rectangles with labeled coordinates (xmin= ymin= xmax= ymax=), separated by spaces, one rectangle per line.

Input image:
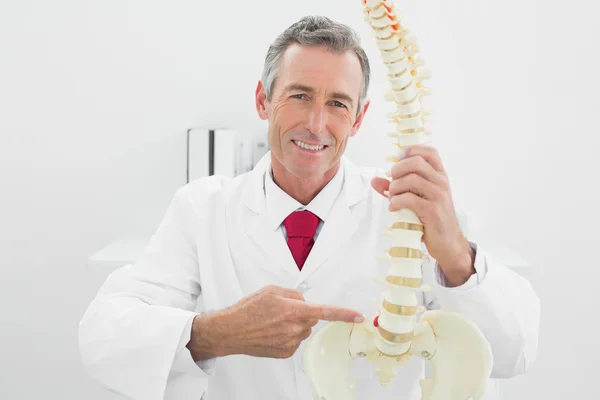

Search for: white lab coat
xmin=78 ymin=152 xmax=540 ymax=400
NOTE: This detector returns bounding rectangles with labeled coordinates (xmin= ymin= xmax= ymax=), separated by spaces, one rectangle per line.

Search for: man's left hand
xmin=371 ymin=144 xmax=475 ymax=287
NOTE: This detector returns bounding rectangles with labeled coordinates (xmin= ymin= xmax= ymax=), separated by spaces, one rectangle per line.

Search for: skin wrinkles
xmin=255 ymin=43 xmax=370 ymax=205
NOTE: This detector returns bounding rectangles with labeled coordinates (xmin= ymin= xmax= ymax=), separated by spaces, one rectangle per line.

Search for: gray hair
xmin=261 ymin=15 xmax=370 ymax=118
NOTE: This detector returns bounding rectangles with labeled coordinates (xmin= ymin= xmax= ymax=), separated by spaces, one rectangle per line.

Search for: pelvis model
xmin=302 ymin=1 xmax=493 ymax=399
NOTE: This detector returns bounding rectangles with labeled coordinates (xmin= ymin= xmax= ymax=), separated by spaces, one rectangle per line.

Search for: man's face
xmin=255 ymin=44 xmax=369 ymax=180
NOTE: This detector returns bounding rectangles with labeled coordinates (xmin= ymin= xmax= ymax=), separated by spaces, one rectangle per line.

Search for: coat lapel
xmin=242 ymin=153 xmax=300 ymax=280
xmin=295 ymin=157 xmax=368 ymax=286
xmin=245 ymin=214 xmax=300 ymax=279
xmin=240 ymin=153 xmax=371 ymax=284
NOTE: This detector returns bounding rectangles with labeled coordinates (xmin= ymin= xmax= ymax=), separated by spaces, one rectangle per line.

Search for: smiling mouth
xmin=292 ymin=140 xmax=328 ymax=152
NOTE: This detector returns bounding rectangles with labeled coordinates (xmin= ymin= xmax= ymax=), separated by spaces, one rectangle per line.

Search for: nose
xmin=306 ymin=104 xmax=328 ymax=136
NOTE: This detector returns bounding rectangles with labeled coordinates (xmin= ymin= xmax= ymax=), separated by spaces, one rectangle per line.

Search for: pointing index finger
xmin=299 ymin=303 xmax=365 ymax=323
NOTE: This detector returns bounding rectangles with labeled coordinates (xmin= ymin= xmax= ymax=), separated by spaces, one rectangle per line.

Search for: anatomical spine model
xmin=302 ymin=1 xmax=494 ymax=399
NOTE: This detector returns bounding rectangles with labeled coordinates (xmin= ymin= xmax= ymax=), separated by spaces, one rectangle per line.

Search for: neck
xmin=271 ymin=155 xmax=340 ymax=206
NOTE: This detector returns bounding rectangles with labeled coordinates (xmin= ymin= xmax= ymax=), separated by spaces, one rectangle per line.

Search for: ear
xmin=255 ymin=80 xmax=269 ymax=120
xmin=349 ymin=99 xmax=370 ymax=137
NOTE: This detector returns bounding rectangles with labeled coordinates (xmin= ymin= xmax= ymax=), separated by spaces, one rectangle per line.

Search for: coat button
xmin=297 ymin=283 xmax=309 ymax=292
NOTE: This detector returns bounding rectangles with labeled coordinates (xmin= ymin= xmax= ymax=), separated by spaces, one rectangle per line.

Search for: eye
xmin=291 ymin=94 xmax=306 ymax=100
xmin=332 ymin=101 xmax=347 ymax=109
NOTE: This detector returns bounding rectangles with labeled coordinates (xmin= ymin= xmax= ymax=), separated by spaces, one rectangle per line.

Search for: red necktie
xmin=283 ymin=210 xmax=320 ymax=270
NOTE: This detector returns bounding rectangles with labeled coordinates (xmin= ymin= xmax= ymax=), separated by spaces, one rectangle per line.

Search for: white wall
xmin=1 ymin=0 xmax=598 ymax=399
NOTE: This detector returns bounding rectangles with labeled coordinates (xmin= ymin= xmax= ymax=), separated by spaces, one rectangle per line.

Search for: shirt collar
xmin=264 ymin=161 xmax=345 ymax=232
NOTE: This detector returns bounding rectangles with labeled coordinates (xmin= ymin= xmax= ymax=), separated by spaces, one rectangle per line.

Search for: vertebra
xmin=302 ymin=1 xmax=494 ymax=399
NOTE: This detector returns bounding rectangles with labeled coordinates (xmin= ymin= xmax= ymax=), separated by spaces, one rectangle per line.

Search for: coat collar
xmin=243 ymin=151 xmax=367 ymax=214
xmin=242 ymin=151 xmax=369 ymax=284
xmin=263 ymin=158 xmax=345 ymax=233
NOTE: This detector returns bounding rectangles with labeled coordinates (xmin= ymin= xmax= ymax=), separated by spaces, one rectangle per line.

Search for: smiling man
xmin=256 ymin=41 xmax=368 ymax=204
xmin=79 ymin=16 xmax=540 ymax=400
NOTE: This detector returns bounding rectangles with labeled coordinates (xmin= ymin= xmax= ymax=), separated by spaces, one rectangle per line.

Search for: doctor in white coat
xmin=79 ymin=15 xmax=540 ymax=400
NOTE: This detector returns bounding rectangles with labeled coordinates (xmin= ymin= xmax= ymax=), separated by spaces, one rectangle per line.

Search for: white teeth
xmin=294 ymin=140 xmax=325 ymax=151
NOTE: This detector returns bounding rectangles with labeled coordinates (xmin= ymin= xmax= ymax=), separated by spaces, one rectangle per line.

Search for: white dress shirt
xmin=265 ymin=163 xmax=344 ymax=241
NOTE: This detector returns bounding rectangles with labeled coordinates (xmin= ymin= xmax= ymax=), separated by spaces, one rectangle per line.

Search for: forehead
xmin=276 ymin=44 xmax=363 ymax=97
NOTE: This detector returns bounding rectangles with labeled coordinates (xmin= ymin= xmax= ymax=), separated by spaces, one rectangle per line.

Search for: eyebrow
xmin=285 ymin=83 xmax=355 ymax=108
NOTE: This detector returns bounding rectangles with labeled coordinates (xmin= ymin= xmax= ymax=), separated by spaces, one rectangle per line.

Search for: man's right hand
xmin=187 ymin=284 xmax=364 ymax=360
